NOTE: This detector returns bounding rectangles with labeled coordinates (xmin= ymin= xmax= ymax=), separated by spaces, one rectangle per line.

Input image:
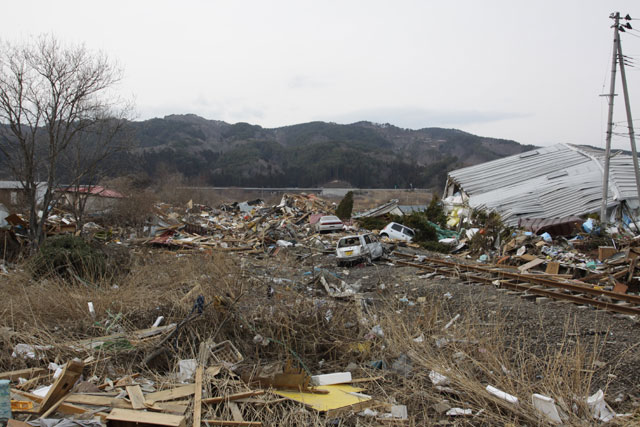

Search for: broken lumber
xmin=65 ymin=393 xmax=131 ymax=408
xmin=40 ymin=396 xmax=68 ymax=419
xmin=107 ymin=408 xmax=186 ymax=427
xmin=518 ymin=258 xmax=544 ymax=272
xmin=126 ymin=385 xmax=146 ymax=410
xmin=12 ymin=388 xmax=91 ymax=417
xmin=193 ymin=366 xmax=203 ymax=427
xmin=39 ymin=359 xmax=84 ymax=415
xmin=545 ymin=262 xmax=560 ymax=275
xmin=144 ymin=384 xmax=195 ymax=404
xmin=64 ymin=393 xmax=187 ymax=414
xmin=228 ymin=402 xmax=243 ymax=422
xmin=0 ymin=368 xmax=46 ymax=382
xmin=203 ymin=391 xmax=265 ymax=404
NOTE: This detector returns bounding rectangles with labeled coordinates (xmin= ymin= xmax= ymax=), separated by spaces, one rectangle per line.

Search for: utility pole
xmin=616 ymin=24 xmax=640 ymax=211
xmin=600 ymin=12 xmax=640 ymax=224
xmin=600 ymin=12 xmax=619 ymax=222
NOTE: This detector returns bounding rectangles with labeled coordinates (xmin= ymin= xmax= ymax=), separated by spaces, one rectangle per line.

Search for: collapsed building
xmin=443 ymin=143 xmax=640 ymax=226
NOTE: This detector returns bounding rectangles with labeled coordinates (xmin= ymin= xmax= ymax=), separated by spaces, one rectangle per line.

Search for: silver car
xmin=336 ymin=233 xmax=384 ymax=266
xmin=315 ymin=215 xmax=344 ymax=233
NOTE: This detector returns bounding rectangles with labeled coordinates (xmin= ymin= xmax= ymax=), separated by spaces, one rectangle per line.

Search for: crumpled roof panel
xmin=447 ymin=143 xmax=634 ymax=226
xmin=448 ymin=144 xmax=593 ymax=195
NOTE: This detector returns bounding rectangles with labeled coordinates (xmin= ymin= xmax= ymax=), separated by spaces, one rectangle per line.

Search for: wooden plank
xmin=613 ymin=282 xmax=629 ymax=294
xmin=39 ymin=359 xmax=84 ymax=414
xmin=203 ymin=421 xmax=261 ymax=426
xmin=145 ymin=384 xmax=195 ymax=404
xmin=627 ymin=257 xmax=637 ymax=283
xmin=115 ymin=374 xmax=140 ymax=387
xmin=518 ymin=258 xmax=545 ymax=272
xmin=152 ymin=402 xmax=188 ymax=415
xmin=40 ymin=395 xmax=68 ymax=418
xmin=127 ymin=385 xmax=146 ymax=410
xmin=203 ymin=391 xmax=265 ymax=404
xmin=107 ymin=408 xmax=186 ymax=427
xmin=66 ymin=393 xmax=132 ymax=408
xmin=228 ymin=402 xmax=243 ymax=422
xmin=0 ymin=368 xmax=46 ymax=382
xmin=545 ymin=262 xmax=560 ymax=275
xmin=67 ymin=394 xmax=187 ymax=415
xmin=519 ymin=254 xmax=537 ymax=262
xmin=193 ymin=366 xmax=203 ymax=427
xmin=598 ymin=246 xmax=617 ymax=261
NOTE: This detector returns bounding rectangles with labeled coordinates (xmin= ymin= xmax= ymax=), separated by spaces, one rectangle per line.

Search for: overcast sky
xmin=4 ymin=1 xmax=640 ymax=148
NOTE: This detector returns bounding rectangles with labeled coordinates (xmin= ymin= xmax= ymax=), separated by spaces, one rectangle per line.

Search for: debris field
xmin=1 ymin=193 xmax=640 ymax=426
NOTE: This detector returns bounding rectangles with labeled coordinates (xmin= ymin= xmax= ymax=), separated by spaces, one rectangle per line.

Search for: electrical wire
xmin=623 ymin=31 xmax=640 ymax=40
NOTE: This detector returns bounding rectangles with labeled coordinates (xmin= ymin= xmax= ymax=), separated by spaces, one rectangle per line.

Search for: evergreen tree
xmin=335 ymin=191 xmax=354 ymax=220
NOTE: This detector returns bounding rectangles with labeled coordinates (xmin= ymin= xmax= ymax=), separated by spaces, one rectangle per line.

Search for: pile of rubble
xmin=141 ymin=194 xmax=337 ymax=253
xmin=2 ymin=331 xmax=408 ymax=426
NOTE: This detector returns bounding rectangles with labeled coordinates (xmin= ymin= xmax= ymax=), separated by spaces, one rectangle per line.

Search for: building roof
xmin=398 ymin=205 xmax=427 ymax=214
xmin=445 ymin=143 xmax=639 ymax=225
xmin=0 ymin=181 xmax=47 ymax=190
xmin=58 ymin=185 xmax=124 ymax=199
xmin=353 ymin=199 xmax=402 ymax=219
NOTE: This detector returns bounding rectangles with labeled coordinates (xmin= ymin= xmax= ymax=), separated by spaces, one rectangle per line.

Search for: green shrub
xmin=420 ymin=240 xmax=452 ymax=253
xmin=335 ymin=191 xmax=354 ymax=220
xmin=425 ymin=194 xmax=447 ymax=227
xmin=397 ymin=212 xmax=437 ymax=243
xmin=30 ymin=235 xmax=106 ymax=280
xmin=358 ymin=216 xmax=388 ymax=231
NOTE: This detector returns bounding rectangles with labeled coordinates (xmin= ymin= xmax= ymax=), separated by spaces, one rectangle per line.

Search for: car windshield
xmin=339 ymin=237 xmax=361 ymax=248
xmin=404 ymin=228 xmax=415 ymax=236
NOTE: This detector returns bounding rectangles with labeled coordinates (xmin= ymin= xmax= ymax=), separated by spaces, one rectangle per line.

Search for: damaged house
xmin=443 ymin=143 xmax=640 ymax=226
xmin=57 ymin=185 xmax=125 ymax=214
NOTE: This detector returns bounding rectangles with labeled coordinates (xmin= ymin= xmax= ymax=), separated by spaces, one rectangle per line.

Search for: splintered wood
xmin=39 ymin=360 xmax=84 ymax=415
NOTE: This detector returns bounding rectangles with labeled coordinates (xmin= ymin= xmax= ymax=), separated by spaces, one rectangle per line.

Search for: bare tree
xmin=0 ymin=35 xmax=131 ymax=247
xmin=60 ymin=116 xmax=133 ymax=227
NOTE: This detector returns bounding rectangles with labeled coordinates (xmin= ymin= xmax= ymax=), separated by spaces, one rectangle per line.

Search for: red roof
xmin=59 ymin=186 xmax=124 ymax=198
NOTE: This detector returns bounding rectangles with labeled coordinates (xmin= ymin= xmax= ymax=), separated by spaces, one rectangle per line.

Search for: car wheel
xmin=380 ymin=233 xmax=388 ymax=238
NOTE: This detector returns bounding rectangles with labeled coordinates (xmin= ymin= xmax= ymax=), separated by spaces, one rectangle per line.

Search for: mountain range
xmin=119 ymin=114 xmax=535 ymax=190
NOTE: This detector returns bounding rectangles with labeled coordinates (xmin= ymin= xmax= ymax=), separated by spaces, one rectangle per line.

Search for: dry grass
xmin=1 ymin=251 xmax=635 ymax=425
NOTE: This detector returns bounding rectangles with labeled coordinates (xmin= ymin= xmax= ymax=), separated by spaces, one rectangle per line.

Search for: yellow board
xmin=273 ymin=384 xmax=370 ymax=412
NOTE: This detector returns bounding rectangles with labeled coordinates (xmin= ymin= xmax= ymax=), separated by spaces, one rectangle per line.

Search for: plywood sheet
xmin=272 ymin=384 xmax=369 ymax=412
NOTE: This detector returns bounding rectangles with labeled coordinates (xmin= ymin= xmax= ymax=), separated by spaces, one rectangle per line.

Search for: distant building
xmin=0 ymin=181 xmax=47 ymax=208
xmin=57 ymin=185 xmax=125 ymax=213
xmin=444 ymin=143 xmax=640 ymax=225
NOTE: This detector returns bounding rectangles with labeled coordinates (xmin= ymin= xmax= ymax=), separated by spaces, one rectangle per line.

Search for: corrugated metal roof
xmin=353 ymin=199 xmax=400 ymax=219
xmin=446 ymin=143 xmax=638 ymax=225
xmin=398 ymin=205 xmax=428 ymax=214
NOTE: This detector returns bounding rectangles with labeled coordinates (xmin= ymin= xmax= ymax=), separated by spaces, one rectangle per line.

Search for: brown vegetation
xmin=2 ymin=247 xmax=638 ymax=425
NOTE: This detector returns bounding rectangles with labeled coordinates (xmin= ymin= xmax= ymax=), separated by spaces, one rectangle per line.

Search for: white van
xmin=379 ymin=222 xmax=415 ymax=242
